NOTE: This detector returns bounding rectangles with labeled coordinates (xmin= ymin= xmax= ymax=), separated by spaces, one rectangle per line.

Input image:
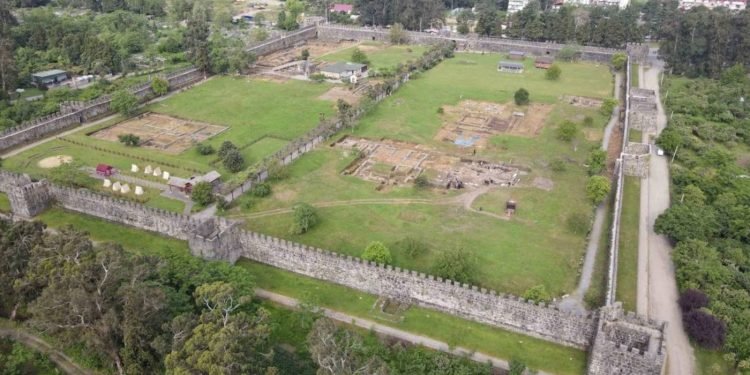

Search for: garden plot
xmin=256 ymin=40 xmax=357 ymax=68
xmin=336 ymin=136 xmax=521 ymax=189
xmin=435 ymin=100 xmax=553 ymax=148
xmin=563 ymin=95 xmax=604 ymax=108
xmin=91 ymin=113 xmax=227 ymax=154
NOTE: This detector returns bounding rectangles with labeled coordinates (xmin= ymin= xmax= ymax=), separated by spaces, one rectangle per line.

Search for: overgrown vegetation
xmin=654 ymin=71 xmax=750 ymax=368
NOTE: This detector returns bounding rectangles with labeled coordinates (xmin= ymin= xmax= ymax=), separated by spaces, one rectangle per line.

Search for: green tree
xmin=48 ymin=163 xmax=93 ymax=188
xmin=350 ymin=48 xmax=370 ymax=65
xmin=431 ymin=247 xmax=478 ymax=284
xmin=523 ymin=284 xmax=551 ymax=303
xmin=456 ymin=10 xmax=473 ymax=34
xmin=586 ymin=175 xmax=611 ymax=204
xmin=165 ymin=282 xmax=274 ymax=374
xmin=300 ymin=48 xmax=310 ymax=61
xmin=118 ymin=133 xmax=141 ymax=146
xmin=600 ymin=98 xmax=617 ymax=116
xmin=110 ymin=89 xmax=139 ymax=116
xmin=545 ymin=64 xmax=561 ymax=80
xmin=185 ymin=3 xmax=211 ymax=71
xmin=514 ymin=88 xmax=529 ymax=105
xmin=587 ymin=149 xmax=607 ymax=175
xmin=218 ymin=140 xmax=238 ymax=159
xmin=557 ymin=45 xmax=579 ymax=61
xmin=151 ymin=77 xmax=169 ymax=96
xmin=191 ymin=181 xmax=214 ymax=206
xmin=557 ymin=121 xmax=578 ymax=142
xmin=0 ymin=221 xmax=45 ymax=320
xmin=655 ymin=204 xmax=719 ymax=243
xmin=223 ymin=149 xmax=245 ymax=173
xmin=611 ymin=52 xmax=627 ymax=71
xmin=290 ymin=202 xmax=318 ymax=234
xmin=413 ymin=174 xmax=429 ymax=188
xmin=361 ymin=241 xmax=392 ymax=264
xmin=389 ymin=23 xmax=407 ymax=44
xmin=307 ymin=318 xmax=388 ymax=375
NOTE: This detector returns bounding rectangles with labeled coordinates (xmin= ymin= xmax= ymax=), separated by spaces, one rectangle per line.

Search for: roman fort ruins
xmin=0 ymin=24 xmax=663 ymax=374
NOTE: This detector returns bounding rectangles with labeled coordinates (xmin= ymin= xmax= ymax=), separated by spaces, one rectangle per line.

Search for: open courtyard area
xmin=225 ymin=51 xmax=614 ymax=296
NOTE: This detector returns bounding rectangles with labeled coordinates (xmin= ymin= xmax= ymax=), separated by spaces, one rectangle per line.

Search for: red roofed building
xmin=96 ymin=164 xmax=115 ymax=176
xmin=330 ymin=3 xmax=353 ymax=14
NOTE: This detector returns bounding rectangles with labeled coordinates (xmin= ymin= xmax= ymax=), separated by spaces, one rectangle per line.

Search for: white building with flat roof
xmin=679 ymin=0 xmax=746 ymax=10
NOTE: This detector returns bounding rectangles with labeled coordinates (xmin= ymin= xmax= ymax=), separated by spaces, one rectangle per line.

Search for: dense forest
xmin=654 ymin=67 xmax=750 ymax=370
xmin=0 ymin=219 xmax=498 ymax=374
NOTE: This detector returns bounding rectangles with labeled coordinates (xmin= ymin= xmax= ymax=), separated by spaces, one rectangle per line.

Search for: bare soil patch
xmin=532 ymin=176 xmax=554 ymax=191
xmin=435 ymin=100 xmax=553 ymax=148
xmin=91 ymin=113 xmax=227 ymax=154
xmin=335 ymin=136 xmax=521 ymax=189
xmin=37 ymin=155 xmax=73 ymax=168
xmin=318 ymin=86 xmax=362 ymax=105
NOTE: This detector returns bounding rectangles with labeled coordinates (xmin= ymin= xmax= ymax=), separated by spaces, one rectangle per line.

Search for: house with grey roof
xmin=498 ymin=61 xmax=524 ymax=73
xmin=320 ymin=62 xmax=368 ymax=80
xmin=31 ymin=69 xmax=69 ymax=88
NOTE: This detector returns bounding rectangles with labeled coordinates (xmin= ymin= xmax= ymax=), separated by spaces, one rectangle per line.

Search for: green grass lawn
xmin=33 ymin=207 xmax=587 ymax=375
xmin=631 ymin=63 xmax=640 ymax=88
xmin=617 ymin=177 xmax=640 ymax=311
xmin=585 ymin=200 xmax=611 ymax=309
xmin=0 ymin=192 xmax=9 ymax=213
xmin=317 ymin=42 xmax=428 ymax=71
xmin=229 ymin=53 xmax=613 ymax=296
xmin=695 ymin=347 xmax=734 ymax=375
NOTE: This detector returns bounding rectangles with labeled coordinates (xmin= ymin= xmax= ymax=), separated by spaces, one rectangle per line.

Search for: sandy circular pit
xmin=37 ymin=155 xmax=73 ymax=169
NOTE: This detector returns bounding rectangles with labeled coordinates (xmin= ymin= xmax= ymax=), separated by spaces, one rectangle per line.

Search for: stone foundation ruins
xmin=0 ymin=30 xmax=664 ymax=374
xmin=336 ymin=136 xmax=520 ymax=188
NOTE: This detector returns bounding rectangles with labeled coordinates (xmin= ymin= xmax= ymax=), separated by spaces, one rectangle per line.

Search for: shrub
xmin=587 ymin=149 xmax=607 ymax=175
xmin=678 ymin=289 xmax=709 ymax=313
xmin=509 ymin=359 xmax=526 ymax=375
xmin=118 ymin=133 xmax=140 ymax=147
xmin=267 ymin=160 xmax=290 ymax=181
xmin=437 ymin=106 xmax=444 ymax=114
xmin=196 ymin=143 xmax=215 ymax=155
xmin=413 ymin=174 xmax=430 ymax=188
xmin=557 ymin=121 xmax=578 ymax=142
xmin=611 ymin=52 xmax=627 ymax=71
xmin=290 ymin=202 xmax=318 ymax=235
xmin=514 ymin=88 xmax=529 ymax=105
xmin=583 ymin=116 xmax=594 ymax=127
xmin=222 ymin=149 xmax=245 ymax=173
xmin=683 ymin=310 xmax=726 ymax=349
xmin=557 ymin=45 xmax=579 ymax=62
xmin=151 ymin=77 xmax=169 ymax=96
xmin=545 ymin=64 xmax=561 ymax=80
xmin=218 ymin=141 xmax=238 ymax=159
xmin=586 ymin=176 xmax=611 ymax=204
xmin=49 ymin=163 xmax=93 ymax=188
xmin=523 ymin=284 xmax=551 ymax=303
xmin=191 ymin=182 xmax=214 ymax=206
xmin=351 ymin=48 xmax=370 ymax=65
xmin=362 ymin=241 xmax=392 ymax=264
xmin=600 ymin=98 xmax=617 ymax=116
xmin=110 ymin=89 xmax=139 ymax=116
xmin=215 ymin=195 xmax=229 ymax=211
xmin=431 ymin=248 xmax=478 ymax=284
xmin=300 ymin=48 xmax=310 ymax=61
xmin=309 ymin=73 xmax=326 ymax=83
xmin=251 ymin=183 xmax=272 ymax=197
xmin=566 ymin=212 xmax=590 ymax=235
xmin=396 ymin=237 xmax=429 ymax=258
xmin=549 ymin=158 xmax=567 ymax=172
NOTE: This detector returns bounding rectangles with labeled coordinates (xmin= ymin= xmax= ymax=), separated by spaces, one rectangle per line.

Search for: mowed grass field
xmin=229 ymin=52 xmax=614 ymax=296
xmin=317 ymin=42 xmax=428 ymax=71
xmin=3 ymin=77 xmax=338 ymax=189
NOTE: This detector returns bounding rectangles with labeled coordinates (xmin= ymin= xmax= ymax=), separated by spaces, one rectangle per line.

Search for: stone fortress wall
xmin=0 ymin=27 xmax=665 ymax=374
xmin=0 ymin=67 xmax=203 ymax=153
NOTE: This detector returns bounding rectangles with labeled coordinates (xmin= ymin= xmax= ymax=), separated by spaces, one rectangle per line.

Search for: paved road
xmin=638 ymin=52 xmax=695 ymax=375
xmin=254 ymin=288 xmax=552 ymax=375
xmin=0 ymin=327 xmax=93 ymax=375
xmin=559 ymin=72 xmax=622 ymax=314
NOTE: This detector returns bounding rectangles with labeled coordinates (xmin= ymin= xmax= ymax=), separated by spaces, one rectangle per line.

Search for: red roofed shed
xmin=96 ymin=164 xmax=115 ymax=176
